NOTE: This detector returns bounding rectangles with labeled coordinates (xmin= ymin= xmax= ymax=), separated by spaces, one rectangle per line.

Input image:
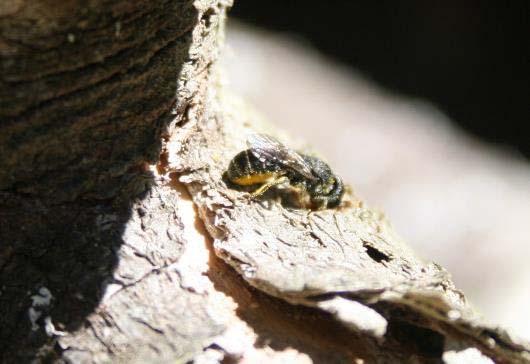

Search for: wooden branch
xmin=1 ymin=0 xmax=234 ymax=362
xmin=169 ymin=93 xmax=530 ymax=363
xmin=1 ymin=0 xmax=529 ymax=363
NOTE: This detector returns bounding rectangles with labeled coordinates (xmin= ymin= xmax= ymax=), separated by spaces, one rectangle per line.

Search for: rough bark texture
xmin=168 ymin=92 xmax=530 ymax=363
xmin=1 ymin=0 xmax=230 ymax=362
xmin=1 ymin=1 xmax=529 ymax=363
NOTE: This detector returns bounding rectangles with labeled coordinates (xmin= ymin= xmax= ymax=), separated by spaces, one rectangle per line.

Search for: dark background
xmin=231 ymin=2 xmax=530 ymax=158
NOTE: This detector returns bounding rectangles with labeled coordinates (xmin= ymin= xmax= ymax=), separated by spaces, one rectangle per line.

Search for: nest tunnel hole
xmin=362 ymin=241 xmax=392 ymax=263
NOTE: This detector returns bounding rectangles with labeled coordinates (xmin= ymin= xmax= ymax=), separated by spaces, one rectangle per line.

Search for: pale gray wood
xmin=170 ymin=92 xmax=530 ymax=363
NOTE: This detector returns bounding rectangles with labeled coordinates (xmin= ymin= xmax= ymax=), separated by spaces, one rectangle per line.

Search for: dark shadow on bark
xmin=0 ymin=1 xmax=197 ymax=362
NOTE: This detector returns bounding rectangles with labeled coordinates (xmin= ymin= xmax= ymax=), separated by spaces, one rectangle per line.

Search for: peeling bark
xmin=1 ymin=1 xmax=529 ymax=363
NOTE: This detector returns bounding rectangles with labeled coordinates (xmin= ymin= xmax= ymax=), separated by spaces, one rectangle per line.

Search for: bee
xmin=225 ymin=134 xmax=344 ymax=210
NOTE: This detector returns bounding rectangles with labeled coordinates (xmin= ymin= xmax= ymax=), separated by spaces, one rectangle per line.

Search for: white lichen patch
xmin=29 ymin=286 xmax=53 ymax=331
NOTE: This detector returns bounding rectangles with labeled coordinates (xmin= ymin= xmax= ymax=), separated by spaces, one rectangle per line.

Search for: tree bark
xmin=1 ymin=1 xmax=529 ymax=363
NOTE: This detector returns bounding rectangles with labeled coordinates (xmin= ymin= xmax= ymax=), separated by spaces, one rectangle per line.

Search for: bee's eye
xmin=320 ymin=178 xmax=335 ymax=194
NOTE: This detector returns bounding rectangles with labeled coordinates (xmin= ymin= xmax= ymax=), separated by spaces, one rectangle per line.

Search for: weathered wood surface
xmin=1 ymin=0 xmax=529 ymax=363
xmin=169 ymin=92 xmax=530 ymax=363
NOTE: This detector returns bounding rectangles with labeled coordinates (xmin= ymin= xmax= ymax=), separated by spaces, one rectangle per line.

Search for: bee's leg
xmin=251 ymin=176 xmax=289 ymax=198
xmin=283 ymin=183 xmax=311 ymax=208
xmin=310 ymin=196 xmax=329 ymax=210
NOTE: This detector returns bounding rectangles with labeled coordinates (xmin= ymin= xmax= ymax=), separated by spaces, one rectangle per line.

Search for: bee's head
xmin=311 ymin=174 xmax=344 ymax=209
xmin=303 ymin=156 xmax=344 ymax=209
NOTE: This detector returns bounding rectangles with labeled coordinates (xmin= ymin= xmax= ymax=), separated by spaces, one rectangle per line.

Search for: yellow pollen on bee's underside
xmin=232 ymin=173 xmax=277 ymax=186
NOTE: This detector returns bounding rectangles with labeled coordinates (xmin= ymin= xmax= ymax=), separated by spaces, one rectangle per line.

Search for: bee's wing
xmin=247 ymin=134 xmax=316 ymax=180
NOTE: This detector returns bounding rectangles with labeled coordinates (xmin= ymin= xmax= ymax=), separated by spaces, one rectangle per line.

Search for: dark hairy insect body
xmin=226 ymin=149 xmax=284 ymax=186
xmin=226 ymin=134 xmax=344 ymax=210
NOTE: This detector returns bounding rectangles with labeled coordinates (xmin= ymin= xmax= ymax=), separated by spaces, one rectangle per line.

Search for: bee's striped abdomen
xmin=227 ymin=149 xmax=282 ymax=186
xmin=231 ymin=173 xmax=278 ymax=186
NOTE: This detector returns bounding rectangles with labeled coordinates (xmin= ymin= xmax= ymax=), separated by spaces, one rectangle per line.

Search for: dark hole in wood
xmin=201 ymin=8 xmax=216 ymax=28
xmin=386 ymin=320 xmax=445 ymax=358
xmin=363 ymin=242 xmax=391 ymax=263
